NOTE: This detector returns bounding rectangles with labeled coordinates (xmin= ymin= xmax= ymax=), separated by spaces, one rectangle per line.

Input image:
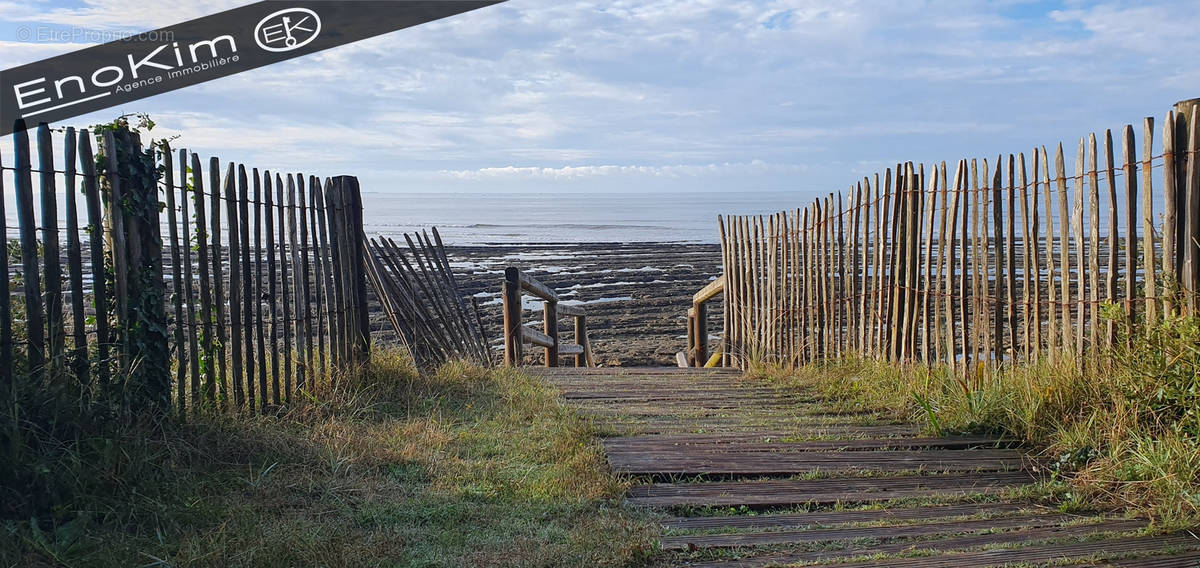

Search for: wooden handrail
xmin=503 ymin=267 xmax=594 ymax=367
xmin=682 ymin=275 xmax=725 ymax=367
xmin=694 ymin=275 xmax=726 ymax=304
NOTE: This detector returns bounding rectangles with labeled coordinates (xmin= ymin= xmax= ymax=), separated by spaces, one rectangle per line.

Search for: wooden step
xmin=662 ymin=501 xmax=1035 ymax=531
xmin=628 ymin=471 xmax=1034 ymax=508
xmin=685 ymin=520 xmax=1159 ymax=567
xmin=660 ymin=512 xmax=1101 ymax=550
xmin=611 ymin=448 xmax=1027 ymax=476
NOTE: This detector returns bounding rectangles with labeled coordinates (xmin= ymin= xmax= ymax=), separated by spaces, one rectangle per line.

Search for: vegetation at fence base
xmin=1 ymin=351 xmax=655 ymax=567
xmin=92 ymin=115 xmax=172 ymax=415
xmin=747 ymin=311 xmax=1200 ymax=526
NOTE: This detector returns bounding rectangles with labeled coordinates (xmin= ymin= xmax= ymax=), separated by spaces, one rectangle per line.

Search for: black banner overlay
xmin=0 ymin=0 xmax=503 ymax=135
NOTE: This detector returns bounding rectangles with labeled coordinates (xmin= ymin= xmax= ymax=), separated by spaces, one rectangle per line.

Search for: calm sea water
xmin=360 ymin=191 xmax=807 ymax=245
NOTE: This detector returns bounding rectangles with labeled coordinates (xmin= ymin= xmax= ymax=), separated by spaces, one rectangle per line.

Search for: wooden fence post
xmin=544 ymin=300 xmax=559 ymax=367
xmin=1175 ymin=99 xmax=1200 ymax=312
xmin=328 ymin=176 xmax=370 ymax=365
xmin=694 ymin=299 xmax=708 ymax=365
xmin=503 ymin=267 xmax=522 ymax=365
xmin=105 ymin=127 xmax=170 ymax=413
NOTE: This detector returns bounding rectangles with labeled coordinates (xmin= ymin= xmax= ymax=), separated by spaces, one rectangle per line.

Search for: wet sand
xmin=370 ymin=242 xmax=723 ymax=367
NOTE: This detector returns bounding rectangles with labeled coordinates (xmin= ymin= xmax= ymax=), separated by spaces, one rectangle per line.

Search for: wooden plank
xmin=628 ymin=471 xmax=1032 ymax=508
xmin=278 ymin=174 xmax=293 ymax=398
xmin=1088 ymin=134 xmax=1101 ymax=351
xmin=38 ymin=124 xmax=65 ymax=369
xmin=1162 ymin=111 xmax=1179 ymax=315
xmin=1055 ymin=144 xmax=1072 ymax=361
xmin=543 ymin=300 xmax=559 ymax=367
xmin=312 ymin=178 xmax=336 ymax=375
xmin=662 ymin=502 xmax=1031 ymax=531
xmin=1184 ymin=104 xmax=1200 ymax=311
xmin=306 ymin=176 xmax=326 ymax=379
xmin=13 ymin=122 xmax=45 ymax=376
xmin=1019 ymin=153 xmax=1035 ymax=359
xmin=0 ymin=132 xmax=10 ymax=392
xmin=63 ymin=128 xmax=88 ymax=384
xmin=991 ymin=157 xmax=1006 ymax=361
xmin=162 ymin=144 xmax=185 ymax=412
xmin=921 ymin=165 xmax=939 ymax=362
xmin=102 ymin=131 xmax=127 ymax=329
xmin=725 ymin=524 xmax=1168 ymax=568
xmin=210 ymin=159 xmax=227 ymax=405
xmin=1143 ymin=118 xmax=1157 ymax=324
xmin=1039 ymin=148 xmax=1057 ymax=361
xmin=859 ymin=181 xmax=872 ymax=355
xmin=659 ymin=512 xmax=1087 ymax=551
xmin=519 ymin=271 xmax=558 ymax=302
xmin=960 ymin=159 xmax=979 ymax=365
xmin=1073 ymin=140 xmax=1087 ymax=357
xmin=694 ymin=274 xmax=725 ymax=304
xmin=1104 ymin=130 xmax=1119 ymax=347
xmin=1006 ymin=156 xmax=1019 ymax=358
xmin=604 ymin=435 xmax=1015 ymax=452
xmin=296 ymin=175 xmax=313 ymax=384
xmin=503 ymin=268 xmax=522 ymax=365
xmin=557 ymin=303 xmax=585 ymax=317
xmin=1122 ymin=125 xmax=1138 ymax=321
xmin=252 ymin=169 xmax=266 ymax=408
xmin=287 ymin=175 xmax=306 ymax=390
xmin=79 ymin=133 xmax=108 ymax=386
xmin=521 ymin=324 xmax=554 ymax=349
xmin=264 ymin=173 xmax=281 ymax=404
xmin=238 ymin=166 xmax=255 ymax=409
xmin=559 ymin=343 xmax=584 ymax=356
xmin=223 ymin=163 xmax=244 ymax=408
xmin=943 ymin=162 xmax=962 ymax=367
xmin=607 ymin=448 xmax=1026 ymax=476
xmin=191 ymin=154 xmax=215 ymax=403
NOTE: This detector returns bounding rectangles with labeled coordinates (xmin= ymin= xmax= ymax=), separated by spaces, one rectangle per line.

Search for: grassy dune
xmin=1 ymin=355 xmax=655 ymax=567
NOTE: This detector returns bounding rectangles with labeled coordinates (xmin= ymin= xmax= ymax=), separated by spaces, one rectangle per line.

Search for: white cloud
xmin=2 ymin=0 xmax=1193 ymax=196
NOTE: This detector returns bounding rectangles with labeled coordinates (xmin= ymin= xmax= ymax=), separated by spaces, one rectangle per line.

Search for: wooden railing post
xmin=574 ymin=315 xmax=589 ymax=367
xmin=544 ymin=300 xmax=559 ymax=367
xmin=503 ymin=267 xmax=522 ymax=365
xmin=686 ymin=308 xmax=696 ymax=366
xmin=694 ymin=300 xmax=708 ymax=365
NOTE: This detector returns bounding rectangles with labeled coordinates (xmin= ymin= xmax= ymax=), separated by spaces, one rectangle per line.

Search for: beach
xmin=370 ymin=242 xmax=723 ymax=366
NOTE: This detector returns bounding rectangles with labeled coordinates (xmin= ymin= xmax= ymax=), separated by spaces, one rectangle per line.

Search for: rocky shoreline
xmin=369 ymin=242 xmax=723 ymax=367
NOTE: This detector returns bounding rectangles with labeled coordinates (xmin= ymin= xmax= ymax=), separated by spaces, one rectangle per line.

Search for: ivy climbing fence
xmin=714 ymin=99 xmax=1200 ymax=371
xmin=0 ymin=120 xmax=370 ymax=417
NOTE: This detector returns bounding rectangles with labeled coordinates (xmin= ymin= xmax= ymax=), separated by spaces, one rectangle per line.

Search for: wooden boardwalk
xmin=532 ymin=367 xmax=1200 ymax=567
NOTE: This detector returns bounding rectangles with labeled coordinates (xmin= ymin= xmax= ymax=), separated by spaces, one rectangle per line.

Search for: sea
xmin=360 ymin=190 xmax=807 ymax=245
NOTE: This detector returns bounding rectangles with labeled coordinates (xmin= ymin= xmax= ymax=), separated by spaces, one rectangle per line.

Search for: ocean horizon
xmin=360 ymin=190 xmax=810 ymax=245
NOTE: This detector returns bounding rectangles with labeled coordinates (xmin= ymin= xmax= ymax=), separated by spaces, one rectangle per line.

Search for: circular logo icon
xmin=254 ymin=7 xmax=321 ymax=52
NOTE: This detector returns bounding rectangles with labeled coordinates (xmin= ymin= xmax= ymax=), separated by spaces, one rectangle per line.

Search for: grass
xmin=744 ymin=309 xmax=1200 ymax=527
xmin=1 ymin=352 xmax=657 ymax=567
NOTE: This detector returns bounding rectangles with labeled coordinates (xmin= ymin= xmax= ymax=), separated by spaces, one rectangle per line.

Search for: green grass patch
xmin=1 ymin=353 xmax=657 ymax=567
xmin=745 ymin=310 xmax=1200 ymax=527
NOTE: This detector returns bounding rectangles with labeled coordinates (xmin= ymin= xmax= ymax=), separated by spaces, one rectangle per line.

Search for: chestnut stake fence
xmin=1 ymin=120 xmax=370 ymax=416
xmin=714 ymin=100 xmax=1200 ymax=371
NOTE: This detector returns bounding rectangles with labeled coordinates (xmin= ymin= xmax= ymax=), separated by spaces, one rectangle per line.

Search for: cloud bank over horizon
xmin=0 ymin=0 xmax=1194 ymax=198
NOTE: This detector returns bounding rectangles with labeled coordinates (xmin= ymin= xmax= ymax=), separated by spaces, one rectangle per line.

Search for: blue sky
xmin=0 ymin=0 xmax=1195 ymax=197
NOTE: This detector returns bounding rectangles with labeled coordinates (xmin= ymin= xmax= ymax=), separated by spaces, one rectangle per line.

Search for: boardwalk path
xmin=532 ymin=367 xmax=1200 ymax=567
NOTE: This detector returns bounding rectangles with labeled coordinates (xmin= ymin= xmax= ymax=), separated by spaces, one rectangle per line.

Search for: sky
xmin=0 ymin=0 xmax=1196 ymax=198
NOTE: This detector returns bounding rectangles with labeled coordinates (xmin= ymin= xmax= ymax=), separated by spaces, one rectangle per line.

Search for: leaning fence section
xmin=365 ymin=227 xmax=491 ymax=370
xmin=718 ymin=100 xmax=1200 ymax=371
xmin=1 ymin=121 xmax=370 ymax=417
